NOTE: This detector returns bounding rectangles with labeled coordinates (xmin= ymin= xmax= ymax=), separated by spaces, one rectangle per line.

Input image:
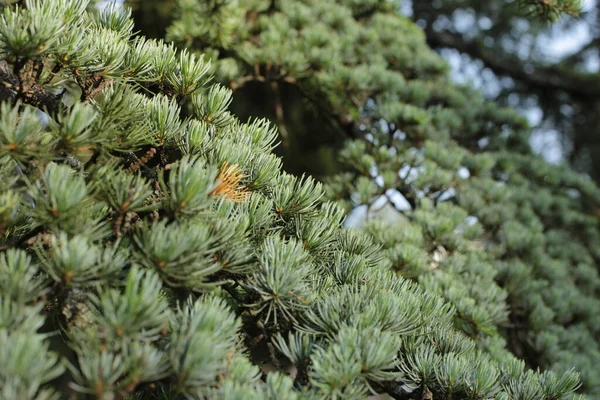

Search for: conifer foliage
xmin=161 ymin=0 xmax=600 ymax=397
xmin=0 ymin=1 xmax=596 ymax=400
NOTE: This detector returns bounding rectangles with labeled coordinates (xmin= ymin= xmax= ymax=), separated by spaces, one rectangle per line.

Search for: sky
xmin=546 ymin=0 xmax=596 ymax=58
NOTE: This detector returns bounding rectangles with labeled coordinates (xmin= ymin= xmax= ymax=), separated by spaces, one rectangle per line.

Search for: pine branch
xmin=0 ymin=60 xmax=62 ymax=115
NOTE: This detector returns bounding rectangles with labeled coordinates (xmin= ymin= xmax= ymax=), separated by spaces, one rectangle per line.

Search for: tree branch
xmin=424 ymin=28 xmax=600 ymax=99
xmin=562 ymin=37 xmax=600 ymax=64
xmin=270 ymin=80 xmax=290 ymax=151
xmin=0 ymin=59 xmax=62 ymax=115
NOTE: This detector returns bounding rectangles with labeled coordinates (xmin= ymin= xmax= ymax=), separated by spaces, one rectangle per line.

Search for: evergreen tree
xmin=0 ymin=1 xmax=596 ymax=400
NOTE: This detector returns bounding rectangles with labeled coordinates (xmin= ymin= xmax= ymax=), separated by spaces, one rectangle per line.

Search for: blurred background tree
xmin=408 ymin=0 xmax=600 ymax=180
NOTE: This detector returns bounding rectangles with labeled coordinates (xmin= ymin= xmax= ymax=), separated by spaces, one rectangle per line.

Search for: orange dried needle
xmin=210 ymin=162 xmax=250 ymax=202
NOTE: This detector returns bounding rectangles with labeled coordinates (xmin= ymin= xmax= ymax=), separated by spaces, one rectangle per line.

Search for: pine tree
xmin=0 ymin=1 xmax=596 ymax=400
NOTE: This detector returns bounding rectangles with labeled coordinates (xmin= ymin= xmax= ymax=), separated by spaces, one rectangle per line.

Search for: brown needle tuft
xmin=210 ymin=162 xmax=250 ymax=202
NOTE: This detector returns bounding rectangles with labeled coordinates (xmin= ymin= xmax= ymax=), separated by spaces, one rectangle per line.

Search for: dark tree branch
xmin=270 ymin=80 xmax=290 ymax=151
xmin=0 ymin=60 xmax=18 ymax=104
xmin=229 ymin=73 xmax=359 ymax=140
xmin=0 ymin=59 xmax=62 ymax=115
xmin=562 ymin=37 xmax=600 ymax=64
xmin=424 ymin=28 xmax=600 ymax=99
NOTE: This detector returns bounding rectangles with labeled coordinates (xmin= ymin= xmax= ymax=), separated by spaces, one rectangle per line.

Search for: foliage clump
xmin=0 ymin=1 xmax=597 ymax=400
